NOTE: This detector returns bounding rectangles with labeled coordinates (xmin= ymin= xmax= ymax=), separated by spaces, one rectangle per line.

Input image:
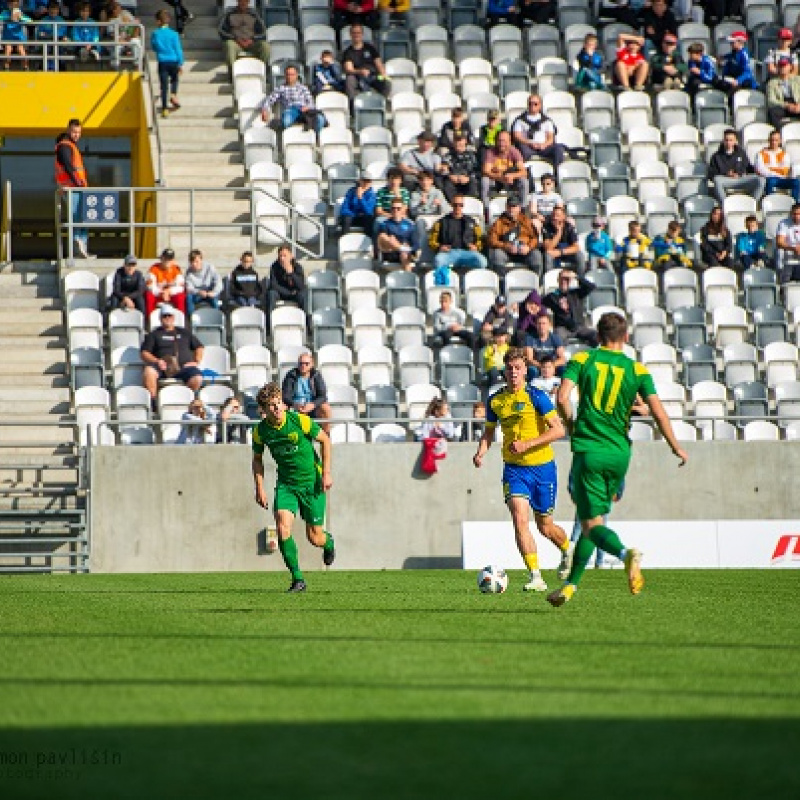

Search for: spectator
xmin=163 ymin=0 xmax=192 ymax=36
xmin=720 ymin=31 xmax=758 ymax=94
xmin=375 ymin=168 xmax=410 ymax=222
xmin=776 ymin=203 xmax=800 ymax=283
xmin=415 ymin=397 xmax=458 ymax=442
xmin=376 ymin=200 xmax=419 ymax=270
xmin=598 ymin=0 xmax=639 ymax=28
xmin=585 ymin=216 xmax=615 ymax=270
xmin=215 ymin=396 xmax=250 ymax=444
xmin=651 ymin=33 xmax=687 ymax=90
xmin=441 ymin=134 xmax=479 ymax=204
xmin=735 ymin=215 xmax=769 ymax=270
xmin=101 ymin=2 xmax=139 ymax=45
xmin=338 ymin=176 xmax=376 ymax=237
xmin=616 ymin=219 xmax=653 ymax=272
xmin=399 ymin=131 xmax=446 ymax=193
xmin=703 ymin=0 xmax=741 ymax=27
xmin=331 ymin=0 xmax=379 ymax=32
xmin=267 ymin=245 xmax=306 ymax=327
xmin=260 ymin=64 xmax=326 ymax=133
xmin=640 ymin=0 xmax=678 ymax=52
xmin=530 ymin=354 xmax=561 ymax=402
xmin=141 ymin=305 xmax=204 ymax=403
xmin=21 ymin=0 xmax=47 ymax=21
xmin=519 ymin=0 xmax=555 ymax=25
xmin=70 ymin=2 xmax=100 ymax=62
xmin=523 ymin=312 xmax=565 ymax=378
xmin=409 ymin=170 xmax=448 ymax=222
xmin=311 ymin=50 xmax=345 ymax=95
xmin=341 ymin=23 xmax=389 ymax=101
xmin=54 ymin=119 xmax=91 ymax=259
xmin=614 ymin=33 xmax=649 ymax=91
xmin=482 ymin=327 xmax=510 ymax=387
xmin=433 ymin=290 xmax=476 ymax=347
xmin=460 ymin=400 xmax=486 ymax=442
xmin=150 ymin=9 xmax=183 ymax=120
xmin=377 ymin=0 xmax=410 ymax=26
xmin=481 ymin=131 xmax=529 ymax=210
xmin=145 ymin=248 xmax=185 ymax=317
xmin=1 ymin=0 xmax=31 ymax=70
xmin=684 ymin=42 xmax=718 ymax=99
xmin=486 ymin=0 xmax=520 ymax=27
xmin=437 ymin=107 xmax=474 ymax=157
xmin=767 ymin=57 xmax=800 ymax=128
xmin=510 ymin=94 xmax=564 ymax=166
xmin=228 ymin=251 xmax=263 ymax=308
xmin=755 ymin=129 xmax=800 ymax=203
xmin=543 ymin=205 xmax=583 ymax=274
xmin=184 ymin=249 xmax=221 ymax=316
xmin=527 ymin=172 xmax=564 ymax=237
xmin=575 ymin=33 xmax=605 ymax=91
xmin=480 ymin=294 xmax=514 ymax=345
xmin=487 ymin=196 xmax=542 ymax=279
xmin=699 ymin=206 xmax=733 ymax=267
xmin=107 ymin=254 xmax=145 ymax=313
xmin=218 ymin=0 xmax=268 ymax=74
xmin=513 ymin=290 xmax=544 ymax=347
xmin=428 ymin=195 xmax=487 ymax=278
xmin=476 ymin=110 xmax=504 ymax=168
xmin=708 ymin=128 xmax=765 ymax=204
xmin=281 ymin=352 xmax=331 ymax=431
xmin=543 ymin=268 xmax=598 ymax=345
xmin=652 ymin=221 xmax=693 ymax=272
xmin=37 ymin=1 xmax=68 ymax=72
xmin=765 ymin=29 xmax=798 ymax=77
xmin=176 ymin=399 xmax=214 ymax=445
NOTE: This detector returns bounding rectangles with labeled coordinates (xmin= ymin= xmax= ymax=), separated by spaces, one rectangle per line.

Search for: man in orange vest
xmin=755 ymin=128 xmax=800 ymax=203
xmin=55 ymin=118 xmax=92 ymax=259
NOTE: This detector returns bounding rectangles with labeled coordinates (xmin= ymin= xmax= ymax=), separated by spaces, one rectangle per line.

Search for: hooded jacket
xmin=707 ymin=142 xmax=753 ymax=180
xmin=281 ymin=367 xmax=327 ymax=410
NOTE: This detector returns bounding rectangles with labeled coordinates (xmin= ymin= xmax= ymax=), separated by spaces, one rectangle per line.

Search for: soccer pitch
xmin=0 ymin=570 xmax=798 ymax=799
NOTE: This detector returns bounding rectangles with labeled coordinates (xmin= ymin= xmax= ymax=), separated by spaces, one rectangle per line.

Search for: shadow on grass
xmin=0 ymin=718 xmax=797 ymax=799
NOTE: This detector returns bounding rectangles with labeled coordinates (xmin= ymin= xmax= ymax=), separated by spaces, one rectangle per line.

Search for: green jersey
xmin=562 ymin=347 xmax=657 ymax=455
xmin=252 ymin=411 xmax=321 ymax=488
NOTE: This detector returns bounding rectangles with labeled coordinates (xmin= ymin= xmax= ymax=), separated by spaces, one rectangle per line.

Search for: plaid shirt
xmin=263 ymin=82 xmax=314 ymax=111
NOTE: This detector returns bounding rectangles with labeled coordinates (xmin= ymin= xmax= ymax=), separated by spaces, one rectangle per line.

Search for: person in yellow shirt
xmin=615 ymin=219 xmax=653 ymax=271
xmin=473 ymin=347 xmax=571 ymax=592
xmin=482 ymin=327 xmax=510 ymax=387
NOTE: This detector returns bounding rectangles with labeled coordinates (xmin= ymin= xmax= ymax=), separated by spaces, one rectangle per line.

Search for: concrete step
xmin=0 ymin=401 xmax=72 ymax=416
xmin=0 ymin=284 xmax=60 ymax=299
xmin=160 ymin=107 xmax=236 ymax=122
xmin=163 ymin=151 xmax=243 ymax=168
xmin=179 ymin=82 xmax=233 ymax=97
xmin=0 ymin=336 xmax=68 ymax=349
xmin=0 ymin=271 xmax=59 ymax=287
xmin=162 ymin=173 xmax=247 ymax=189
xmin=0 ymin=298 xmax=62 ymax=311
xmin=159 ymin=127 xmax=240 ymax=147
xmin=0 ymin=351 xmax=67 ymax=374
xmin=0 ymin=388 xmax=70 ymax=403
xmin=0 ymin=322 xmax=64 ymax=338
xmin=1 ymin=426 xmax=76 ymax=446
xmin=0 ymin=261 xmax=57 ymax=275
xmin=0 ymin=375 xmax=70 ymax=389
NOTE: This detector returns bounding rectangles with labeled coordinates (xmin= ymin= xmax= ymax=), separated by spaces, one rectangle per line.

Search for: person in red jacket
xmin=331 ymin=0 xmax=378 ymax=32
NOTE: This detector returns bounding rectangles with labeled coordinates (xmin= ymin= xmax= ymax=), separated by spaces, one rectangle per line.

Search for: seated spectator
xmin=377 ymin=0 xmax=409 ymax=27
xmin=651 ymin=33 xmax=687 ymax=90
xmin=215 ymin=396 xmax=250 ymax=444
xmin=476 ymin=110 xmax=504 ymax=168
xmin=102 ymin=2 xmax=139 ymax=44
xmin=640 ymin=0 xmax=678 ymax=53
xmin=530 ymin=354 xmax=561 ymax=402
xmin=719 ymin=31 xmax=758 ymax=95
xmin=510 ymin=94 xmax=564 ymax=167
xmin=776 ymin=203 xmax=800 ymax=283
xmin=616 ymin=219 xmax=653 ymax=272
xmin=375 ymin=200 xmax=419 ymax=270
xmin=260 ymin=64 xmax=326 ymax=133
xmin=699 ymin=207 xmax=733 ymax=268
xmin=765 ymin=29 xmax=798 ymax=78
xmin=176 ymin=398 xmax=214 ymax=445
xmin=311 ymin=49 xmax=345 ymax=95
xmin=281 ymin=352 xmax=331 ymax=431
xmin=482 ymin=327 xmax=510 ymax=388
xmin=523 ymin=312 xmax=565 ymax=378
xmin=375 ymin=168 xmax=410 ymax=222
xmin=218 ymin=0 xmax=268 ymax=74
xmin=1 ymin=0 xmax=31 ymax=70
xmin=228 ymin=251 xmax=263 ymax=308
xmin=652 ymin=221 xmax=692 ymax=272
xmin=428 ymin=195 xmax=486 ymax=279
xmin=415 ymin=397 xmax=458 ymax=442
xmin=518 ymin=0 xmax=555 ymax=25
xmin=150 ymin=10 xmax=183 ymax=119
xmin=755 ymin=129 xmax=800 ymax=203
xmin=437 ymin=108 xmax=474 ymax=157
xmin=400 ymin=132 xmax=446 ymax=193
xmin=267 ymin=245 xmax=306 ymax=327
xmin=338 ymin=176 xmax=376 ymax=237
xmin=441 ymin=134 xmax=480 ymax=204
xmin=460 ymin=400 xmax=486 ymax=442
xmin=598 ymin=0 xmax=639 ymax=28
xmin=585 ymin=216 xmax=615 ymax=270
xmin=543 ymin=205 xmax=584 ymax=274
xmin=184 ymin=249 xmax=221 ymax=316
xmin=614 ymin=33 xmax=649 ymax=91
xmin=684 ymin=42 xmax=718 ymax=99
xmin=146 ymin=248 xmax=185 ymax=318
xmin=513 ymin=290 xmax=544 ymax=347
xmin=480 ymin=294 xmax=514 ymax=345
xmin=107 ymin=254 xmax=145 ymax=313
xmin=735 ymin=215 xmax=769 ymax=270
xmin=527 ymin=172 xmax=564 ymax=237
xmin=708 ymin=128 xmax=765 ymax=204
xmin=703 ymin=0 xmax=740 ymax=27
xmin=37 ymin=2 xmax=68 ymax=52
xmin=70 ymin=1 xmax=100 ymax=62
xmin=575 ymin=33 xmax=606 ymax=91
xmin=433 ymin=290 xmax=475 ymax=348
xmin=487 ymin=196 xmax=542 ymax=278
xmin=542 ymin=268 xmax=598 ymax=345
xmin=21 ymin=0 xmax=48 ymax=21
xmin=485 ymin=0 xmax=520 ymax=26
xmin=409 ymin=170 xmax=449 ymax=224
xmin=767 ymin=57 xmax=800 ymax=129
xmin=141 ymin=305 xmax=203 ymax=403
xmin=481 ymin=131 xmax=529 ymax=210
xmin=331 ymin=0 xmax=379 ymax=32
xmin=341 ymin=23 xmax=389 ymax=100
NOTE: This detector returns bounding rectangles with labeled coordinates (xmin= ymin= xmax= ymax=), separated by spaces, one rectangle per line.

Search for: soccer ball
xmin=477 ymin=565 xmax=508 ymax=594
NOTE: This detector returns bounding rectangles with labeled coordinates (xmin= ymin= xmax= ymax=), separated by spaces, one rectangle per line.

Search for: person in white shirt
xmin=510 ymin=94 xmax=565 ymax=166
xmin=775 ymin=203 xmax=800 ymax=283
xmin=755 ymin=129 xmax=800 ymax=202
xmin=530 ymin=355 xmax=561 ymax=402
xmin=527 ymin=172 xmax=565 ymax=236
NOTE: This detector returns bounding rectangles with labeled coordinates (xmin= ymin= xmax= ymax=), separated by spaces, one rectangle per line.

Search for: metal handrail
xmin=1 ymin=180 xmax=10 ymax=264
xmin=142 ymin=52 xmax=164 ymax=187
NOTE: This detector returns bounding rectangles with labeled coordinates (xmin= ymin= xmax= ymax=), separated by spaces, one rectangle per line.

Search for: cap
xmin=779 ymin=55 xmax=793 ymax=66
xmin=159 ymin=304 xmax=176 ymax=317
xmin=727 ymin=31 xmax=748 ymax=43
xmin=780 ymin=28 xmax=794 ymax=40
xmin=663 ymin=33 xmax=678 ymax=44
xmin=494 ymin=326 xmax=509 ymax=336
xmin=418 ymin=130 xmax=436 ymax=141
xmin=160 ymin=247 xmax=175 ymax=259
xmin=124 ymin=254 xmax=138 ymax=265
xmin=495 ymin=294 xmax=507 ymax=306
xmin=592 ymin=215 xmax=606 ymax=227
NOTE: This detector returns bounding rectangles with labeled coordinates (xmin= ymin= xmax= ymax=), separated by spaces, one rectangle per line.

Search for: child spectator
xmin=437 ymin=107 xmax=475 ymax=157
xmin=21 ymin=0 xmax=48 ymax=20
xmin=184 ymin=249 xmax=222 ymax=315
xmin=71 ymin=2 xmax=100 ymax=62
xmin=616 ymin=220 xmax=653 ymax=272
xmin=651 ymin=33 xmax=687 ymax=90
xmin=652 ymin=221 xmax=692 ymax=272
xmin=720 ymin=31 xmax=758 ymax=94
xmin=1 ymin=0 xmax=32 ymax=70
xmin=684 ymin=42 xmax=718 ymax=99
xmin=614 ymin=32 xmax=649 ymax=91
xmin=480 ymin=294 xmax=514 ymax=345
xmin=527 ymin=172 xmax=564 ymax=237
xmin=415 ymin=398 xmax=458 ymax=442
xmin=765 ymin=28 xmax=798 ymax=77
xmin=477 ymin=110 xmax=504 ymax=167
xmin=150 ymin=9 xmax=183 ymax=118
xmin=699 ymin=206 xmax=733 ymax=267
xmin=228 ymin=251 xmax=263 ymax=307
xmin=338 ymin=176 xmax=376 ymax=237
xmin=460 ymin=401 xmax=486 ymax=442
xmin=374 ymin=168 xmax=410 ymax=221
xmin=482 ymin=327 xmax=510 ymax=387
xmin=530 ymin=354 xmax=561 ymax=401
xmin=523 ymin=312 xmax=565 ymax=378
xmin=176 ymin=399 xmax=214 ymax=445
xmin=36 ymin=0 xmax=67 ymax=71
xmin=312 ymin=50 xmax=345 ymax=95
xmin=575 ymin=33 xmax=605 ymax=91
xmin=433 ymin=290 xmax=475 ymax=347
xmin=735 ymin=215 xmax=769 ymax=270
xmin=585 ymin=216 xmax=614 ymax=269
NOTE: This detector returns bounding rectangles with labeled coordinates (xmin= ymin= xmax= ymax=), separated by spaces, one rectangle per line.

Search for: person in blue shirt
xmin=70 ymin=1 xmax=100 ymax=61
xmin=311 ymin=50 xmax=344 ymax=95
xmin=150 ymin=9 xmax=184 ymax=118
xmin=585 ymin=216 xmax=614 ymax=269
xmin=721 ymin=31 xmax=758 ymax=93
xmin=576 ymin=33 xmax=605 ymax=91
xmin=37 ymin=0 xmax=67 ymax=71
xmin=486 ymin=0 xmax=520 ymax=26
xmin=684 ymin=42 xmax=718 ymax=100
xmin=376 ymin=199 xmax=420 ymax=270
xmin=338 ymin=177 xmax=376 ymax=238
xmin=735 ymin=215 xmax=770 ymax=270
xmin=21 ymin=0 xmax=47 ymax=19
xmin=1 ymin=0 xmax=32 ymax=70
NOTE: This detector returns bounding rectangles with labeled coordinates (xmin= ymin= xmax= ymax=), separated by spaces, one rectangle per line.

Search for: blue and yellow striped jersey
xmin=485 ymin=384 xmax=558 ymax=466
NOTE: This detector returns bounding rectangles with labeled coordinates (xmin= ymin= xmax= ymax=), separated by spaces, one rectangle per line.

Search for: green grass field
xmin=0 ymin=569 xmax=798 ymax=799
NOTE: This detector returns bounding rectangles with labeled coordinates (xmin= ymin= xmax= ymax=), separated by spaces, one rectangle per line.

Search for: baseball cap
xmin=727 ymin=31 xmax=748 ymax=43
xmin=663 ymin=33 xmax=677 ymax=44
xmin=159 ymin=304 xmax=176 ymax=317
xmin=780 ymin=28 xmax=794 ymax=40
xmin=495 ymin=294 xmax=507 ymax=306
xmin=124 ymin=254 xmax=138 ymax=265
xmin=160 ymin=247 xmax=175 ymax=259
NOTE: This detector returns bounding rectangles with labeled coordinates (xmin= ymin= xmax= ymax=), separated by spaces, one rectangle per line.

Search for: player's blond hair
xmin=256 ymin=382 xmax=282 ymax=409
xmin=503 ymin=346 xmax=527 ymax=366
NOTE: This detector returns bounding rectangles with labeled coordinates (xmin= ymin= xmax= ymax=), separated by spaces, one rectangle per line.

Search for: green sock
xmin=278 ymin=535 xmax=303 ymax=581
xmin=567 ymin=534 xmax=596 ymax=586
xmin=588 ymin=524 xmax=625 ymax=559
xmin=323 ymin=530 xmax=335 ymax=553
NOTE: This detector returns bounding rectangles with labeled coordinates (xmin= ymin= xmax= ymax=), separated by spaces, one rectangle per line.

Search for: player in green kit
xmin=548 ymin=313 xmax=688 ymax=607
xmin=251 ymin=382 xmax=336 ymax=593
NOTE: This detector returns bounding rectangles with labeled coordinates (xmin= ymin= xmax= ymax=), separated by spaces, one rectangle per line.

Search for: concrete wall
xmin=90 ymin=441 xmax=800 ymax=573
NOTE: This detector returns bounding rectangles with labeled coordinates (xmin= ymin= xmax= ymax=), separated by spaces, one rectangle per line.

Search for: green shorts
xmin=570 ymin=449 xmax=631 ymax=521
xmin=274 ymin=482 xmax=326 ymax=526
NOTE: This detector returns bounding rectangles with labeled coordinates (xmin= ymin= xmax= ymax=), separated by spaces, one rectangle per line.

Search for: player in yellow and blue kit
xmin=473 ymin=347 xmax=571 ymax=592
